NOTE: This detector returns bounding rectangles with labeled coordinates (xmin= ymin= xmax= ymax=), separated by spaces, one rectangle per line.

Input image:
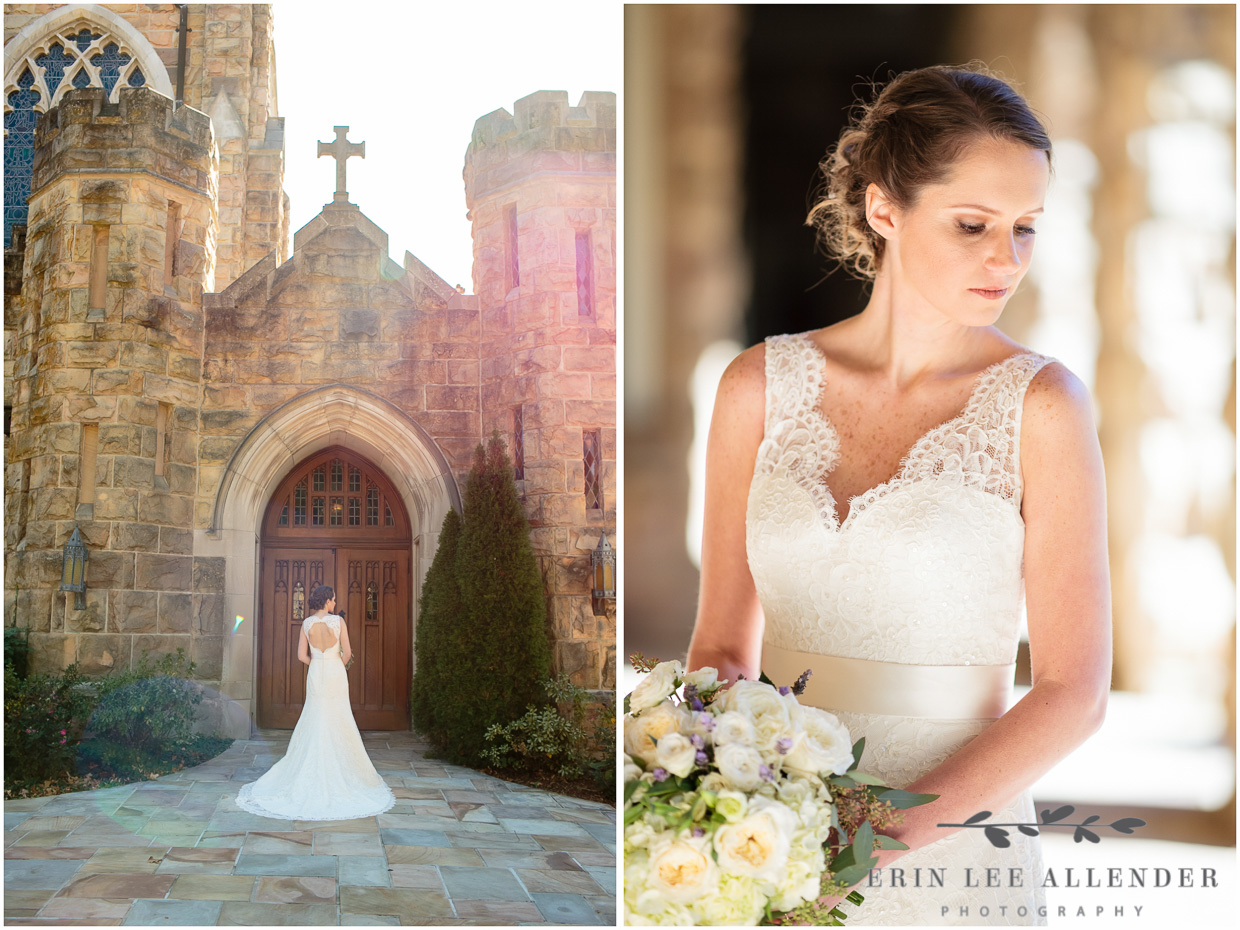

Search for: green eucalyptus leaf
xmin=870 ymin=787 xmax=939 ymax=809
xmin=850 ymin=737 xmax=866 ymax=770
xmin=846 ymin=770 xmax=887 ymax=786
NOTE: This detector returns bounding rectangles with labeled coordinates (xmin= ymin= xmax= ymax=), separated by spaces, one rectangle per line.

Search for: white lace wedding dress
xmin=236 ymin=614 xmax=395 ymax=821
xmin=747 ymin=333 xmax=1050 ymax=926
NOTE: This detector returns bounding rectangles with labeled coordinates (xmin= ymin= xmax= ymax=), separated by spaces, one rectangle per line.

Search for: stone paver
xmin=2 ymin=729 xmax=616 ymax=925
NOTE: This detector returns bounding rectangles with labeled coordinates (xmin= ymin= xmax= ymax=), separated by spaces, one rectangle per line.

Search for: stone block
xmin=164 ymin=462 xmax=196 ymax=496
xmin=99 ymin=424 xmax=142 ymax=455
xmin=341 ymin=309 xmax=380 ymax=339
xmin=95 ymin=487 xmax=140 ymax=521
xmin=28 ymin=632 xmax=76 ymax=676
xmin=111 ymin=589 xmax=159 ymax=633
xmin=65 ymin=341 xmax=119 ymax=368
xmin=135 ymin=553 xmax=192 ymax=591
xmin=14 ymin=586 xmax=56 ymax=633
xmin=564 ymin=400 xmax=615 ymax=428
xmin=193 ymin=557 xmax=226 ymax=594
xmin=93 ymin=368 xmax=144 ymax=394
xmin=113 ymin=522 xmax=160 ymax=551
xmin=113 ymin=454 xmax=156 ymax=489
xmin=169 ymin=430 xmax=202 ymax=465
xmin=28 ymin=454 xmax=60 ymax=489
xmin=31 ymin=487 xmax=77 ymax=522
xmin=66 ymin=394 xmax=116 ymax=420
xmin=85 ymin=549 xmax=135 ymax=589
xmin=168 ymin=352 xmax=202 ymax=381
xmin=129 ymin=634 xmax=192 ymax=669
xmin=191 ymin=635 xmax=224 ymax=680
xmin=159 ymin=526 xmax=194 ymax=555
xmin=194 ymin=593 xmax=227 ymax=636
xmin=138 ymin=491 xmax=194 ymax=526
xmin=562 ymin=346 xmax=614 ymax=372
xmin=549 ymin=595 xmax=609 ymax=642
xmin=117 ymin=397 xmax=159 ymax=425
xmin=77 ymin=633 xmax=131 ymax=675
xmin=159 ymin=592 xmax=193 ymax=633
xmin=65 ymin=588 xmax=107 ymax=633
xmin=200 ymin=408 xmax=261 ymax=435
xmin=425 ymin=385 xmax=478 ymax=412
xmin=554 ymin=640 xmax=602 ymax=690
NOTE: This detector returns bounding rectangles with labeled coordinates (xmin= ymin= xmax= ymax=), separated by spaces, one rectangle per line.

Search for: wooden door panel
xmin=258 ymin=549 xmax=332 ymax=728
xmin=258 ymin=447 xmax=412 ymax=732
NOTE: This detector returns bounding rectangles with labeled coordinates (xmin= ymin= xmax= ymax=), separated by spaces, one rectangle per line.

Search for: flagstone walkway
xmin=3 ymin=730 xmax=615 ymax=926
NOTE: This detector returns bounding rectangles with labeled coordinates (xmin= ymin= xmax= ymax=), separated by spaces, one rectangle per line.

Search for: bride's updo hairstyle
xmin=308 ymin=585 xmax=335 ymax=612
xmin=807 ymin=64 xmax=1052 ymax=280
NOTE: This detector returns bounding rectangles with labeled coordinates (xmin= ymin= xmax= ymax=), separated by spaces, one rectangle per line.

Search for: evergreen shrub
xmin=411 ymin=508 xmax=463 ymax=739
xmin=412 ymin=433 xmax=552 ymax=764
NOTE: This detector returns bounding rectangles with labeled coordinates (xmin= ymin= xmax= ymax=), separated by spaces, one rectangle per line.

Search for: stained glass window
xmin=584 ymin=429 xmax=602 ymax=510
xmin=292 ymin=581 xmax=305 ymax=620
xmin=513 ymin=406 xmax=524 ymax=480
xmin=366 ymin=581 xmax=378 ymax=622
xmin=90 ymin=43 xmax=132 ymax=97
xmin=4 ymin=70 xmax=39 ymax=248
xmin=69 ymin=28 xmax=101 ymax=53
xmin=576 ymin=229 xmax=594 ymax=317
xmin=34 ymin=44 xmax=72 ymax=98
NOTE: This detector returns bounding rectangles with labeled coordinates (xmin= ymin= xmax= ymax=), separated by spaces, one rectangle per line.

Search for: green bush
xmin=482 ymin=674 xmax=616 ymax=787
xmin=3 ymin=662 xmax=95 ymax=783
xmin=86 ymin=649 xmax=203 ymax=754
xmin=4 ymin=626 xmax=31 ymax=679
xmin=411 ymin=508 xmax=463 ymax=738
xmin=414 ymin=433 xmax=552 ymax=765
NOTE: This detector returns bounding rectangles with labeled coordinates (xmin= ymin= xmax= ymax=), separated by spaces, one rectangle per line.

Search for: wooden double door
xmin=257 ymin=448 xmax=412 ymax=730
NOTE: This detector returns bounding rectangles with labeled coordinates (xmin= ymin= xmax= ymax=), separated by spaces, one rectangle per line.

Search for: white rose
xmin=624 ymin=700 xmax=687 ymax=761
xmin=712 ymin=710 xmax=756 ymax=747
xmin=714 ymin=742 xmax=766 ymax=792
xmin=683 ymin=666 xmax=719 ymax=692
xmin=716 ymin=680 xmax=795 ymax=753
xmin=654 ymin=731 xmax=697 ymax=778
xmin=629 ymin=660 xmax=684 ymax=713
xmin=643 ymin=832 xmax=718 ymax=905
xmin=623 ymin=753 xmax=642 ymax=785
xmin=782 ymin=704 xmax=854 ymax=778
xmin=713 ymin=796 xmax=798 ymax=882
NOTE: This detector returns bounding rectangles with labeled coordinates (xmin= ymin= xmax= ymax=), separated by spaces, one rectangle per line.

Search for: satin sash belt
xmin=762 ymin=642 xmax=1014 ymax=719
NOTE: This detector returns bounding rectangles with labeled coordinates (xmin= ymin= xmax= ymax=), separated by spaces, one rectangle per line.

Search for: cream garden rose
xmin=629 ymin=660 xmax=684 ymax=713
xmin=625 ymin=700 xmax=688 ymax=760
xmin=714 ymin=742 xmax=766 ymax=791
xmin=643 ymin=832 xmax=719 ymax=905
xmin=654 ymin=731 xmax=698 ymax=778
xmin=782 ymin=704 xmax=854 ymax=778
xmin=716 ymin=679 xmax=795 ymax=754
xmin=713 ymin=796 xmax=798 ymax=883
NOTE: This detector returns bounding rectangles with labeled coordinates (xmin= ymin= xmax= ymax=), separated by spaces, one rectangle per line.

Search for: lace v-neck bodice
xmin=747 ymin=332 xmax=1052 ymax=665
xmin=745 ymin=332 xmax=1054 ymax=925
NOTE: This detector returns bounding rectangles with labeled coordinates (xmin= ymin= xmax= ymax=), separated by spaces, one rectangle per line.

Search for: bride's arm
xmin=686 ymin=344 xmax=768 ymax=685
xmin=297 ymin=624 xmax=311 ymax=667
xmin=338 ymin=617 xmax=352 ymax=666
xmin=873 ymin=361 xmax=1112 ymax=863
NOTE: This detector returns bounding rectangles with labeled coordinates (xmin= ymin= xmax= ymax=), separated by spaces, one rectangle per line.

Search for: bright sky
xmin=274 ymin=2 xmax=621 ymax=293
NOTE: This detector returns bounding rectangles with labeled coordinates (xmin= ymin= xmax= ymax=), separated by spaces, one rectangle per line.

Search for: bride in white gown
xmin=687 ymin=66 xmax=1111 ymax=926
xmin=237 ymin=585 xmax=395 ymax=821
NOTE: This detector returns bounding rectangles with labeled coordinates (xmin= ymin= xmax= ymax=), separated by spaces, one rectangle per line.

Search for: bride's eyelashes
xmin=955 ymin=221 xmax=1038 ymax=238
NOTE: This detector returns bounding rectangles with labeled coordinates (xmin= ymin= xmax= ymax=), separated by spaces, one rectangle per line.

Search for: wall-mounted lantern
xmin=591 ymin=531 xmax=616 ymax=599
xmin=60 ymin=525 xmax=89 ymax=609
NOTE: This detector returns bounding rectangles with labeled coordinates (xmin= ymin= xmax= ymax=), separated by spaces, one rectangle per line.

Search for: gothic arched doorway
xmin=258 ymin=446 xmax=412 ymax=730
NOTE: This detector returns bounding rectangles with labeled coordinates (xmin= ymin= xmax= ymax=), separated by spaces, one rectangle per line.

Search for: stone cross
xmin=317 ymin=125 xmax=365 ymax=203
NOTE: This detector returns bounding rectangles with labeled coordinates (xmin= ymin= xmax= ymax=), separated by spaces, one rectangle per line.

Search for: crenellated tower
xmin=464 ymin=90 xmax=617 ymax=690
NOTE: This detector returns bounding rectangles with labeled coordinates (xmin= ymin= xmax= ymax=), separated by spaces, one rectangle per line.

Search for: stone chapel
xmin=3 ymin=4 xmax=617 ymax=737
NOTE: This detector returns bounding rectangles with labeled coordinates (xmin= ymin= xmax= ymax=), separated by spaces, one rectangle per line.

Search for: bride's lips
xmin=969 ymin=287 xmax=1009 ymax=300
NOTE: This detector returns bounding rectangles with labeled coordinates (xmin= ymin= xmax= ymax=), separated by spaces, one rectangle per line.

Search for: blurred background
xmin=623 ymin=3 xmax=1235 ymax=914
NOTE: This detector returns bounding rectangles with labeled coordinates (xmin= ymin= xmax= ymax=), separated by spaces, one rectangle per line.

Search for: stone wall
xmin=4 ymin=86 xmax=219 ymax=681
xmin=199 ymin=201 xmax=482 ymax=524
xmin=464 ymin=90 xmax=617 ymax=690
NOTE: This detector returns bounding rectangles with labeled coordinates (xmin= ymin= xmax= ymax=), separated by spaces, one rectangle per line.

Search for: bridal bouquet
xmin=623 ymin=658 xmax=933 ymax=926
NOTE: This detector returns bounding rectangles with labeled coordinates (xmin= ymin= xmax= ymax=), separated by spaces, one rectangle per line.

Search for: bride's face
xmin=878 ymin=137 xmax=1049 ymax=326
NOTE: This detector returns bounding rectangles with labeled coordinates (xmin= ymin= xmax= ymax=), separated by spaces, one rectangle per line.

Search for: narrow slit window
xmin=505 ymin=203 xmax=519 ymax=290
xmin=294 ymin=482 xmax=306 ymax=525
xmin=513 ymin=405 xmax=524 ymax=480
xmin=89 ymin=225 xmax=109 ymax=311
xmin=348 ymin=497 xmax=360 ymax=526
xmin=312 ymin=496 xmax=324 ymax=526
xmin=80 ymin=423 xmax=98 ymax=504
xmin=367 ymin=485 xmax=379 ymax=526
xmin=330 ymin=460 xmax=343 ymax=490
xmin=575 ymin=229 xmax=594 ymax=317
xmin=154 ymin=403 xmax=169 ymax=477
xmin=163 ymin=201 xmax=182 ymax=287
xmin=583 ymin=429 xmax=602 ymax=511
